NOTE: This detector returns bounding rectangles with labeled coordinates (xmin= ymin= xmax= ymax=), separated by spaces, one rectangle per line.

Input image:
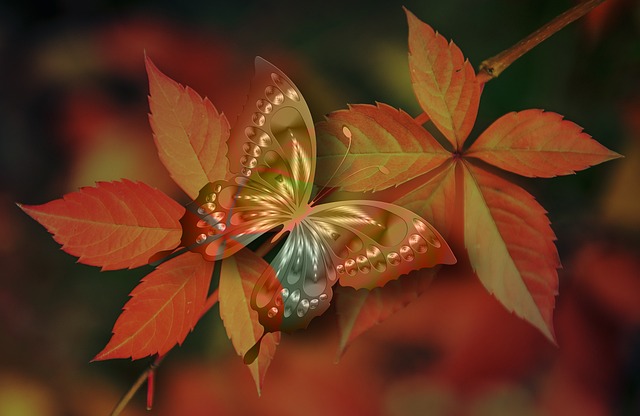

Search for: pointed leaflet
xmin=315 ymin=103 xmax=449 ymax=192
xmin=94 ymin=251 xmax=213 ymax=360
xmin=392 ymin=161 xmax=457 ymax=239
xmin=219 ymin=249 xmax=280 ymax=394
xmin=406 ymin=8 xmax=480 ymax=149
xmin=467 ymin=109 xmax=622 ymax=177
xmin=462 ymin=162 xmax=559 ymax=341
xmin=19 ymin=180 xmax=183 ymax=270
xmin=336 ymin=268 xmax=437 ymax=358
xmin=146 ymin=56 xmax=230 ymax=199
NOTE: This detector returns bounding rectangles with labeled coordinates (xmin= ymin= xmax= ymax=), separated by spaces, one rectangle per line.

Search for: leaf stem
xmin=109 ymin=355 xmax=164 ymax=416
xmin=477 ymin=0 xmax=606 ymax=83
xmin=109 ymin=288 xmax=220 ymax=416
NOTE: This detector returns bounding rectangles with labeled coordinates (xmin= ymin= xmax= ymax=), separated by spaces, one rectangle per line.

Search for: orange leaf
xmin=94 ymin=251 xmax=213 ymax=360
xmin=406 ymin=8 xmax=480 ymax=150
xmin=18 ymin=180 xmax=183 ymax=270
xmin=336 ymin=268 xmax=437 ymax=358
xmin=315 ymin=103 xmax=449 ymax=192
xmin=219 ymin=249 xmax=280 ymax=395
xmin=146 ymin=55 xmax=230 ymax=199
xmin=462 ymin=162 xmax=559 ymax=342
xmin=393 ymin=160 xmax=457 ymax=239
xmin=467 ymin=109 xmax=622 ymax=177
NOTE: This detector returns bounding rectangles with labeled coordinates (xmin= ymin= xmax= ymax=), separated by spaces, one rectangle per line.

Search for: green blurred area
xmin=0 ymin=0 xmax=639 ymax=415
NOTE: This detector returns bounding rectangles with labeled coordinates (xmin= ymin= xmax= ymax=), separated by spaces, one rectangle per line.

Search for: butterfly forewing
xmin=308 ymin=200 xmax=456 ymax=290
xmin=227 ymin=57 xmax=316 ymax=209
xmin=180 ymin=58 xmax=317 ymax=261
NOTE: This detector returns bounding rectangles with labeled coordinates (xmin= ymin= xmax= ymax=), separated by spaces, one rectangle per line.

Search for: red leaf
xmin=19 ymin=180 xmax=183 ymax=270
xmin=467 ymin=109 xmax=622 ymax=177
xmin=219 ymin=249 xmax=280 ymax=394
xmin=462 ymin=162 xmax=559 ymax=341
xmin=94 ymin=252 xmax=213 ymax=360
xmin=146 ymin=55 xmax=230 ymax=199
xmin=406 ymin=8 xmax=481 ymax=150
xmin=315 ymin=103 xmax=449 ymax=191
xmin=336 ymin=268 xmax=438 ymax=358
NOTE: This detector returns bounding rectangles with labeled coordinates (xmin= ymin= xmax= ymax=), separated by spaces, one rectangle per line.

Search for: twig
xmin=477 ymin=0 xmax=606 ymax=83
xmin=109 ymin=289 xmax=220 ymax=416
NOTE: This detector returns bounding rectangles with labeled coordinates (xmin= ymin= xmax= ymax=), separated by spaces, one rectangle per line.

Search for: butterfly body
xmin=180 ymin=57 xmax=455 ymax=334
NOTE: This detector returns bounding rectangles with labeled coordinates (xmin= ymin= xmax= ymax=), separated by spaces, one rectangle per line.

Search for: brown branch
xmin=477 ymin=0 xmax=606 ymax=83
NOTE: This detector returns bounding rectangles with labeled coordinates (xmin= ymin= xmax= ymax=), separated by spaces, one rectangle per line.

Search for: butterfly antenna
xmin=324 ymin=164 xmax=390 ymax=192
xmin=312 ymin=125 xmax=353 ymax=204
xmin=243 ymin=332 xmax=267 ymax=364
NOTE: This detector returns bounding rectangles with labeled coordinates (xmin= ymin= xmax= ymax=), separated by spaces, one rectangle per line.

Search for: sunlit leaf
xmin=467 ymin=109 xmax=622 ymax=177
xmin=94 ymin=252 xmax=213 ymax=360
xmin=19 ymin=180 xmax=183 ymax=270
xmin=315 ymin=103 xmax=449 ymax=191
xmin=146 ymin=56 xmax=230 ymax=199
xmin=406 ymin=7 xmax=480 ymax=150
xmin=463 ymin=162 xmax=559 ymax=341
xmin=220 ymin=249 xmax=280 ymax=394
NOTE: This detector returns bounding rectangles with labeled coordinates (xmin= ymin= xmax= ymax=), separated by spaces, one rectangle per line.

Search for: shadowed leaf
xmin=336 ymin=268 xmax=438 ymax=358
xmin=393 ymin=160 xmax=457 ymax=239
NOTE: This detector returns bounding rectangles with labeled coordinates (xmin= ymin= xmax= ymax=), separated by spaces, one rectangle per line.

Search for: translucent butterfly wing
xmin=308 ymin=200 xmax=456 ymax=290
xmin=180 ymin=58 xmax=317 ymax=261
xmin=227 ymin=57 xmax=316 ymax=208
xmin=250 ymin=224 xmax=336 ymax=333
xmin=250 ymin=200 xmax=455 ymax=332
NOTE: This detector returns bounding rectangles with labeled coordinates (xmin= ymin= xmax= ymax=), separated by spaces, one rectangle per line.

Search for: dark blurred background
xmin=1 ymin=0 xmax=639 ymax=414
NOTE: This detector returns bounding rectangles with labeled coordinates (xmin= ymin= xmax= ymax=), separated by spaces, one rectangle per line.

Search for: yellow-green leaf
xmin=462 ymin=162 xmax=559 ymax=342
xmin=219 ymin=249 xmax=280 ymax=395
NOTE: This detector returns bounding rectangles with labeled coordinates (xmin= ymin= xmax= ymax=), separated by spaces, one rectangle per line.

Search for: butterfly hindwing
xmin=250 ymin=224 xmax=335 ymax=333
xmin=308 ymin=200 xmax=456 ymax=290
xmin=249 ymin=200 xmax=455 ymax=333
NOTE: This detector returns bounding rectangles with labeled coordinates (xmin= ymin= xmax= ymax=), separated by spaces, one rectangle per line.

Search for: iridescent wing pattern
xmin=309 ymin=200 xmax=455 ymax=289
xmin=180 ymin=58 xmax=316 ymax=260
xmin=180 ymin=57 xmax=456 ymax=336
xmin=250 ymin=200 xmax=455 ymax=333
xmin=250 ymin=224 xmax=336 ymax=333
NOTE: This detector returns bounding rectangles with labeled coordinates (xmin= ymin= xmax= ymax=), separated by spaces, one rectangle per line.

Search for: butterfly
xmin=179 ymin=57 xmax=456 ymax=341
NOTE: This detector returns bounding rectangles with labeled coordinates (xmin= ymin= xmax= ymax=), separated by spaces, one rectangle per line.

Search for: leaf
xmin=462 ymin=162 xmax=559 ymax=342
xmin=315 ymin=103 xmax=449 ymax=192
xmin=336 ymin=268 xmax=437 ymax=358
xmin=466 ymin=109 xmax=623 ymax=177
xmin=146 ymin=56 xmax=230 ymax=199
xmin=406 ymin=7 xmax=481 ymax=150
xmin=392 ymin=160 xmax=457 ymax=239
xmin=18 ymin=180 xmax=183 ymax=270
xmin=94 ymin=251 xmax=213 ymax=360
xmin=219 ymin=249 xmax=280 ymax=395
